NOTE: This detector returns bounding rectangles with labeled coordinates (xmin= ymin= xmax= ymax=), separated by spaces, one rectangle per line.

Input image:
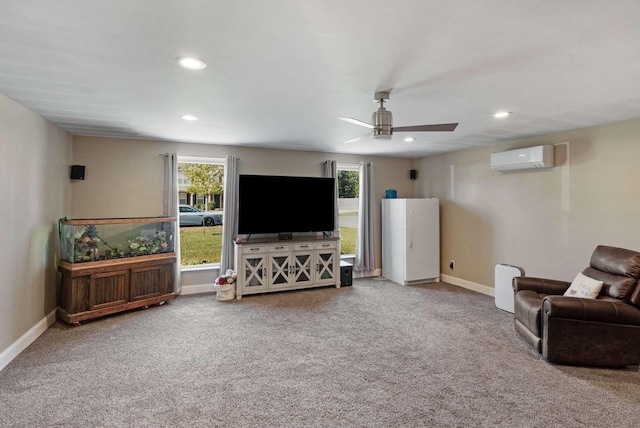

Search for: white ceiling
xmin=2 ymin=1 xmax=640 ymax=158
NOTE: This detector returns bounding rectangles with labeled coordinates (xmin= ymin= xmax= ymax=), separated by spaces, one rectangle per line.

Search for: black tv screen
xmin=238 ymin=175 xmax=335 ymax=235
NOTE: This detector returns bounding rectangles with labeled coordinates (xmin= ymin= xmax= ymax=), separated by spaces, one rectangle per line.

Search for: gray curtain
xmin=163 ymin=153 xmax=181 ymax=294
xmin=323 ymin=160 xmax=339 ymax=238
xmin=220 ymin=155 xmax=238 ymax=272
xmin=355 ymin=162 xmax=375 ymax=274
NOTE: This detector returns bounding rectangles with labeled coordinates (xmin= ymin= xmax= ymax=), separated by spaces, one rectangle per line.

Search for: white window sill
xmin=181 ymin=264 xmax=220 ymax=273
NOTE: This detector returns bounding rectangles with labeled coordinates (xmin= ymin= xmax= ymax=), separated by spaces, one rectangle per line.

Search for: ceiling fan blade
xmin=344 ymin=133 xmax=370 ymax=144
xmin=337 ymin=116 xmax=375 ymax=129
xmin=392 ymin=123 xmax=458 ymax=132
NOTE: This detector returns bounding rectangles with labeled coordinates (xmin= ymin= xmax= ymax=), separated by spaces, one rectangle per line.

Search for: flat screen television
xmin=238 ymin=174 xmax=335 ymax=235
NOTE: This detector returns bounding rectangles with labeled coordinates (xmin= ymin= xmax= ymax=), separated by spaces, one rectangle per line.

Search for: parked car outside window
xmin=179 ymin=205 xmax=223 ymax=226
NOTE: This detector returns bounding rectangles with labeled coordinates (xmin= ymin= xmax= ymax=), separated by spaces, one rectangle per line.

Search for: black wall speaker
xmin=410 ymin=169 xmax=417 ymax=180
xmin=70 ymin=165 xmax=85 ymax=180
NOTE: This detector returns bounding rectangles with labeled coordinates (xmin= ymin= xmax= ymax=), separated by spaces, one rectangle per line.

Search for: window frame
xmin=177 ymin=155 xmax=226 ymax=271
xmin=337 ymin=162 xmax=360 ymax=257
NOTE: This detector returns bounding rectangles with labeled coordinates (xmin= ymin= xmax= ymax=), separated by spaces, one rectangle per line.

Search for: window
xmin=177 ymin=156 xmax=226 ymax=267
xmin=337 ymin=163 xmax=360 ymax=256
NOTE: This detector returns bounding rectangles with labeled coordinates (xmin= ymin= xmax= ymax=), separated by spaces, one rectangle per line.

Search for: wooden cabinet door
xmin=90 ymin=270 xmax=129 ymax=310
xmin=130 ymin=265 xmax=166 ymax=301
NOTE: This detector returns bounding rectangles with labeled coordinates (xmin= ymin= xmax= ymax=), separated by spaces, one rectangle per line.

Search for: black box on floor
xmin=340 ymin=261 xmax=353 ymax=286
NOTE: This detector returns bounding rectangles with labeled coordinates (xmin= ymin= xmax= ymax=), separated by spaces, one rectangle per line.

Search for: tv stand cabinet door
xmin=238 ymin=244 xmax=268 ymax=294
xmin=268 ymin=251 xmax=292 ymax=289
xmin=291 ymin=246 xmax=314 ymax=287
xmin=314 ymin=241 xmax=338 ymax=285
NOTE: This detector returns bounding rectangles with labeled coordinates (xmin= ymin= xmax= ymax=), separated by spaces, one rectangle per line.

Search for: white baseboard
xmin=181 ymin=269 xmax=383 ymax=294
xmin=0 ymin=308 xmax=57 ymax=372
xmin=441 ymin=274 xmax=494 ymax=297
xmin=180 ymin=283 xmax=216 ymax=295
xmin=353 ymin=268 xmax=381 ymax=279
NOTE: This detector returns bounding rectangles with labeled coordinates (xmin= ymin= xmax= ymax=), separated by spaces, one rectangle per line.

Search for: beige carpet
xmin=1 ymin=278 xmax=639 ymax=427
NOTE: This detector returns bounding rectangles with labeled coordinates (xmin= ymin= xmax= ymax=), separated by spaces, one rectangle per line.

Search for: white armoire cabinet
xmin=382 ymin=198 xmax=440 ymax=285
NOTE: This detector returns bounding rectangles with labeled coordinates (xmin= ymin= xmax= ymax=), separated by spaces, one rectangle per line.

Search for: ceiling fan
xmin=338 ymin=91 xmax=458 ymax=143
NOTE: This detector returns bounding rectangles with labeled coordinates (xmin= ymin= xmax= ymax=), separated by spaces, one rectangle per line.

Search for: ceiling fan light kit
xmin=372 ymin=92 xmax=393 ymax=139
xmin=340 ymin=91 xmax=458 ymax=143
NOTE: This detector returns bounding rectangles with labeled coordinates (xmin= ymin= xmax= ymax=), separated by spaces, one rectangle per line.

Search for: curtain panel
xmin=355 ymin=162 xmax=375 ymax=274
xmin=162 ymin=152 xmax=181 ymax=294
xmin=220 ymin=155 xmax=238 ymax=272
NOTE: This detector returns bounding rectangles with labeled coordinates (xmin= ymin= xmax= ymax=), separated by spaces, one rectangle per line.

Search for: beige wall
xmin=0 ymin=93 xmax=72 ymax=357
xmin=416 ymin=118 xmax=640 ymax=288
xmin=71 ymin=136 xmax=416 ymax=282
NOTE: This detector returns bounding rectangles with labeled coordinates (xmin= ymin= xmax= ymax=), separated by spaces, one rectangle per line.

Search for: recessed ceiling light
xmin=404 ymin=137 xmax=415 ymax=142
xmin=494 ymin=111 xmax=511 ymax=118
xmin=176 ymin=56 xmax=207 ymax=70
xmin=181 ymin=114 xmax=199 ymax=121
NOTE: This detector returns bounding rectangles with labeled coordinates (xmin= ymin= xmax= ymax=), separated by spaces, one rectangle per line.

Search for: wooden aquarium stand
xmin=57 ymin=252 xmax=177 ymax=325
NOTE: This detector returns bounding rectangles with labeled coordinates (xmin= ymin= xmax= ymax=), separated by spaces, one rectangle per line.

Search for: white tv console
xmin=234 ymin=237 xmax=340 ymax=299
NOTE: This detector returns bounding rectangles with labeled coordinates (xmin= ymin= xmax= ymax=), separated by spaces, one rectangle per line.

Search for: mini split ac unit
xmin=490 ymin=145 xmax=554 ymax=171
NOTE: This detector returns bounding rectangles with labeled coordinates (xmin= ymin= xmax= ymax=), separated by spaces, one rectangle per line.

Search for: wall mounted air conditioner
xmin=490 ymin=145 xmax=554 ymax=171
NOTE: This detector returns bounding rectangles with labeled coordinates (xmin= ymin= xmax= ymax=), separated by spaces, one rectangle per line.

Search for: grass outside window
xmin=179 ymin=224 xmax=357 ymax=266
xmin=180 ymin=226 xmax=223 ymax=265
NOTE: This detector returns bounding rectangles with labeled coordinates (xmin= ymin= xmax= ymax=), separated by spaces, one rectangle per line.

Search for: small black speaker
xmin=70 ymin=165 xmax=85 ymax=180
xmin=340 ymin=261 xmax=353 ymax=287
xmin=410 ymin=169 xmax=417 ymax=180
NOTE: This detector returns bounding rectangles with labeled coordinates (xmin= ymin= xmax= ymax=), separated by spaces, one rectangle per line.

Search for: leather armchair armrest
xmin=543 ymin=296 xmax=640 ymax=326
xmin=513 ymin=277 xmax=570 ymax=295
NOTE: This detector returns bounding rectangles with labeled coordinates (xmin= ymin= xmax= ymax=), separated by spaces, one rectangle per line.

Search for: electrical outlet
xmin=449 ymin=260 xmax=455 ymax=269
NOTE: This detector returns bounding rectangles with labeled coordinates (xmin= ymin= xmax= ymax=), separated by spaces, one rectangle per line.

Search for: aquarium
xmin=58 ymin=217 xmax=176 ymax=263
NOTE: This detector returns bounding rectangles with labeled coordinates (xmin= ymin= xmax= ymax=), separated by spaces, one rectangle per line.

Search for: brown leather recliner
xmin=513 ymin=245 xmax=640 ymax=367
